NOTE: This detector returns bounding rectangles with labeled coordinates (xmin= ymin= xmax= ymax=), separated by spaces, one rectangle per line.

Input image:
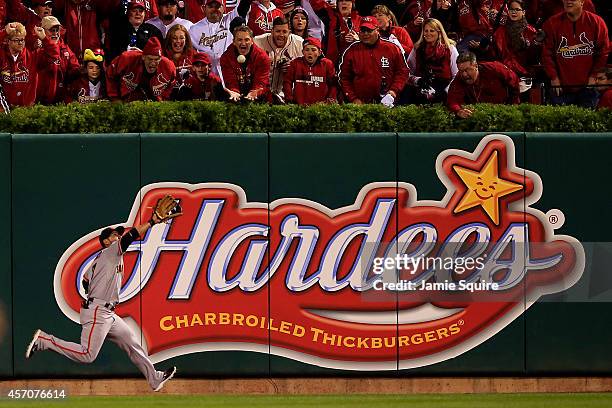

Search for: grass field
xmin=1 ymin=394 xmax=612 ymax=408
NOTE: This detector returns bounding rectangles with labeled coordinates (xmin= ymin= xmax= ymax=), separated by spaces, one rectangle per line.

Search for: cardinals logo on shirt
xmin=380 ymin=56 xmax=390 ymax=68
xmin=1 ymin=61 xmax=30 ymax=84
xmin=152 ymin=73 xmax=172 ymax=96
xmin=254 ymin=15 xmax=272 ymax=31
xmin=557 ymin=33 xmax=594 ymax=59
xmin=121 ymin=72 xmax=138 ymax=90
xmin=199 ymin=31 xmax=228 ymax=48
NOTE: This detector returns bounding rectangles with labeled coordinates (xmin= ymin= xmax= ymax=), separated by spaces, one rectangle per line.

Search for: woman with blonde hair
xmin=163 ymin=24 xmax=195 ymax=81
xmin=406 ymin=18 xmax=458 ymax=103
xmin=371 ymin=5 xmax=413 ymax=55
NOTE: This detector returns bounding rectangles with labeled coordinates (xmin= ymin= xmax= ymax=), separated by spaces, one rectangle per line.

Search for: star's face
xmin=453 ymin=151 xmax=523 ymax=225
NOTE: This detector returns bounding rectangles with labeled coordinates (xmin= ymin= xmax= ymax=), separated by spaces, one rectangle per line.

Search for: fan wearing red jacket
xmin=493 ymin=0 xmax=540 ymax=78
xmin=338 ymin=16 xmax=409 ymax=106
xmin=106 ymin=36 xmax=177 ymax=101
xmin=220 ymin=25 xmax=271 ymax=102
xmin=447 ymin=51 xmax=519 ymax=118
xmin=67 ymin=48 xmax=107 ymax=103
xmin=6 ymin=0 xmax=47 ymax=50
xmin=455 ymin=0 xmax=492 ymax=54
xmin=283 ymin=37 xmax=336 ymax=105
xmin=247 ymin=0 xmax=284 ymax=36
xmin=401 ymin=0 xmax=432 ymax=41
xmin=372 ymin=5 xmax=414 ymax=56
xmin=0 ymin=22 xmax=58 ymax=107
xmin=541 ymin=0 xmax=609 ymax=108
xmin=310 ymin=0 xmax=361 ymax=66
xmin=175 ymin=51 xmax=225 ymax=100
xmin=36 ymin=16 xmax=81 ymax=105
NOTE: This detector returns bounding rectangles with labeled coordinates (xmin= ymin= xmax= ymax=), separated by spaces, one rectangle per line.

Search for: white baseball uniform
xmin=31 ymin=239 xmax=167 ymax=390
xmin=189 ymin=7 xmax=242 ymax=76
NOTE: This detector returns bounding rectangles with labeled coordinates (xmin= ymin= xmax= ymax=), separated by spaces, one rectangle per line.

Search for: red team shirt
xmin=106 ymin=50 xmax=177 ymax=101
xmin=220 ymin=44 xmax=271 ymax=98
xmin=338 ymin=38 xmax=410 ymax=103
xmin=247 ymin=1 xmax=284 ymax=37
xmin=283 ymin=55 xmax=336 ymax=105
xmin=0 ymin=34 xmax=59 ymax=107
xmin=447 ymin=61 xmax=519 ymax=113
xmin=542 ymin=10 xmax=609 ymax=87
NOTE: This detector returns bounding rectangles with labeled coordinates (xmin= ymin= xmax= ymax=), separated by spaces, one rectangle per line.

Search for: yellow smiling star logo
xmin=453 ymin=151 xmax=523 ymax=225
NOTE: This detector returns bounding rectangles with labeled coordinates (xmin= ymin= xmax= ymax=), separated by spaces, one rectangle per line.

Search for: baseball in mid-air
xmin=237 ymin=55 xmax=246 ymax=64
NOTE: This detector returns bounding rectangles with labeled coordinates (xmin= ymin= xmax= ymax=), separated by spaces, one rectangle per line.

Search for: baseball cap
xmin=290 ymin=6 xmax=308 ymax=20
xmin=32 ymin=0 xmax=53 ymax=6
xmin=203 ymin=0 xmax=224 ymax=6
xmin=158 ymin=0 xmax=178 ymax=5
xmin=99 ymin=226 xmax=126 ymax=246
xmin=360 ymin=16 xmax=378 ymax=30
xmin=192 ymin=52 xmax=211 ymax=65
xmin=128 ymin=1 xmax=146 ymax=10
xmin=143 ymin=37 xmax=162 ymax=56
xmin=41 ymin=15 xmax=61 ymax=30
xmin=303 ymin=37 xmax=322 ymax=50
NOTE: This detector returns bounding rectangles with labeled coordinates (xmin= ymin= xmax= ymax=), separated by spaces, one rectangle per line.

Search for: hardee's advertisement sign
xmin=54 ymin=135 xmax=584 ymax=370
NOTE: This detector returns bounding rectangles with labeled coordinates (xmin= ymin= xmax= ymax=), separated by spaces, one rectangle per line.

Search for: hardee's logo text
xmin=557 ymin=33 xmax=594 ymax=58
xmin=55 ymin=135 xmax=584 ymax=370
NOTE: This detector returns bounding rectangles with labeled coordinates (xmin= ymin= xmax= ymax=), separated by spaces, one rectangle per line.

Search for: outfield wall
xmin=1 ymin=132 xmax=611 ymax=379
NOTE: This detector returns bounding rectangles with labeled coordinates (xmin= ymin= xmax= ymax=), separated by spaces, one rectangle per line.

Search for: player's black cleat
xmin=25 ymin=329 xmax=41 ymax=359
xmin=154 ymin=366 xmax=176 ymax=392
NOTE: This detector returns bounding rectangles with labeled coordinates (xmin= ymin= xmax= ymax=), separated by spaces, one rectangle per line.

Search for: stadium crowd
xmin=0 ymin=0 xmax=608 ymax=116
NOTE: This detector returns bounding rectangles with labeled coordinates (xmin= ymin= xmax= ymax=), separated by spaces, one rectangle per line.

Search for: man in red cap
xmin=189 ymin=0 xmax=253 ymax=76
xmin=283 ymin=36 xmax=336 ymax=105
xmin=338 ymin=16 xmax=409 ymax=106
xmin=106 ymin=36 xmax=177 ymax=101
xmin=175 ymin=51 xmax=225 ymax=99
xmin=219 ymin=24 xmax=271 ymax=102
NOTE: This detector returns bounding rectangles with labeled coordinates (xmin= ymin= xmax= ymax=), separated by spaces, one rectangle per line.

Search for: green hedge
xmin=1 ymin=101 xmax=609 ymax=133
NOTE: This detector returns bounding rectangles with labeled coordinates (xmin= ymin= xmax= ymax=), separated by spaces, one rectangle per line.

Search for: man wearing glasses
xmin=338 ymin=16 xmax=409 ymax=107
xmin=0 ymin=21 xmax=55 ymax=108
xmin=447 ymin=51 xmax=519 ymax=118
xmin=36 ymin=15 xmax=81 ymax=104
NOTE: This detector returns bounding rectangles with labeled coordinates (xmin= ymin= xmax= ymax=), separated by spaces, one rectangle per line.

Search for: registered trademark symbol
xmin=545 ymin=209 xmax=565 ymax=230
xmin=458 ymin=320 xmax=464 ymax=326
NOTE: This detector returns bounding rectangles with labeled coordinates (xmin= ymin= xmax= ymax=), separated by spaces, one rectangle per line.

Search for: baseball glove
xmin=152 ymin=195 xmax=182 ymax=223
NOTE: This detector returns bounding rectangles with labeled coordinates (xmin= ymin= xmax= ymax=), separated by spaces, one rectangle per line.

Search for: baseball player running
xmin=25 ymin=195 xmax=181 ymax=392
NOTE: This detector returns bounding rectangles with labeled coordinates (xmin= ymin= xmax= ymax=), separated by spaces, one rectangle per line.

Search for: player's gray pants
xmin=36 ymin=304 xmax=164 ymax=389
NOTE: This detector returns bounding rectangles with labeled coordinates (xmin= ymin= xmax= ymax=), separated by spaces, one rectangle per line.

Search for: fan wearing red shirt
xmin=447 ymin=51 xmax=519 ymax=118
xmin=106 ymin=36 xmax=177 ymax=101
xmin=338 ymin=16 xmax=409 ymax=106
xmin=283 ymin=37 xmax=336 ymax=105
xmin=541 ymin=0 xmax=609 ymax=108
xmin=0 ymin=22 xmax=58 ymax=107
xmin=220 ymin=24 xmax=271 ymax=102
